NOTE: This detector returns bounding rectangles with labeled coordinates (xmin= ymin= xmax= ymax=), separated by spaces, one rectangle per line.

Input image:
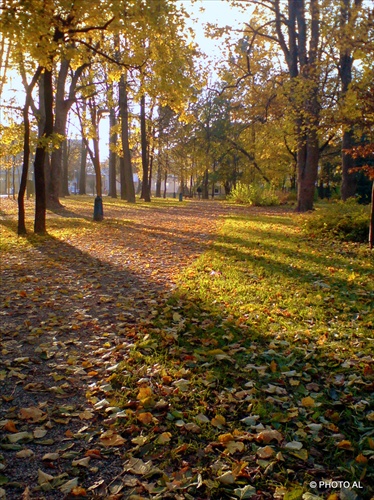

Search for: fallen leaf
xmin=255 ymin=429 xmax=283 ymax=444
xmin=211 ymin=414 xmax=226 ymax=428
xmin=3 ymin=420 xmax=18 ymax=433
xmin=19 ymin=407 xmax=46 ymax=422
xmin=218 ymin=471 xmax=235 ymax=484
xmin=137 ymin=412 xmax=153 ymax=425
xmin=60 ymin=478 xmax=79 ymax=494
xmin=301 ymin=396 xmax=315 ymax=408
xmin=155 ymin=432 xmax=172 ymax=444
xmin=257 ymin=445 xmax=275 ymax=458
xmin=100 ymin=430 xmax=125 ymax=447
xmin=38 ymin=469 xmax=54 ymax=485
xmin=16 ymin=449 xmax=34 ymax=458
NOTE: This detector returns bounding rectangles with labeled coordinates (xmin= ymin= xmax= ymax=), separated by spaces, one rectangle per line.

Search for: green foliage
xmin=302 ymin=199 xmax=370 ymax=243
xmin=228 ymin=182 xmax=280 ymax=206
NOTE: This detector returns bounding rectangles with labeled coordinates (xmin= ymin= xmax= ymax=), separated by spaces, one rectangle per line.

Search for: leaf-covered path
xmin=0 ymin=199 xmax=251 ymax=499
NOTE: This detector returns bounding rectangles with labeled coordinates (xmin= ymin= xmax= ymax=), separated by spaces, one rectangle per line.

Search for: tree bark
xmin=48 ymin=59 xmax=87 ymax=207
xmin=140 ymin=95 xmax=151 ymax=202
xmin=18 ymin=66 xmax=42 ymax=235
xmin=118 ymin=74 xmax=135 ymax=202
xmin=79 ymin=138 xmax=87 ymax=195
xmin=34 ymin=68 xmax=53 ymax=234
xmin=108 ymin=103 xmax=117 ymax=198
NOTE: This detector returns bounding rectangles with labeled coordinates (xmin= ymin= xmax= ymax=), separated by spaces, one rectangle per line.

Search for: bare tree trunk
xmin=119 ymin=74 xmax=135 ymax=202
xmin=369 ymin=181 xmax=373 ymax=249
xmin=202 ymin=168 xmax=209 ymax=200
xmin=18 ymin=66 xmax=42 ymax=235
xmin=34 ymin=68 xmax=53 ymax=234
xmin=79 ymin=139 xmax=87 ymax=194
xmin=61 ymin=138 xmax=70 ymax=196
xmin=108 ymin=93 xmax=117 ymax=198
xmin=140 ymin=95 xmax=150 ymax=202
xmin=156 ymin=161 xmax=162 ymax=197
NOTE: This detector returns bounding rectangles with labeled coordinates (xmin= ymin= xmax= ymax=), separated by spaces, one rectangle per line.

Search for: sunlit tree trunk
xmin=140 ymin=95 xmax=151 ymax=202
xmin=108 ymin=104 xmax=117 ymax=198
xmin=79 ymin=138 xmax=87 ymax=195
xmin=119 ymin=73 xmax=135 ymax=202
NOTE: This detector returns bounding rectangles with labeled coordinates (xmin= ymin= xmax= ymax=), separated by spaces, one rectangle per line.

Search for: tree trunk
xmin=18 ymin=66 xmax=42 ymax=235
xmin=140 ymin=95 xmax=150 ymax=202
xmin=61 ymin=138 xmax=70 ymax=196
xmin=202 ymin=168 xmax=209 ymax=199
xmin=79 ymin=139 xmax=87 ymax=194
xmin=339 ymin=0 xmax=362 ymax=200
xmin=296 ymin=128 xmax=319 ymax=211
xmin=156 ymin=161 xmax=162 ymax=197
xmin=369 ymin=180 xmax=373 ymax=249
xmin=108 ymin=104 xmax=117 ymax=198
xmin=34 ymin=68 xmax=53 ymax=234
xmin=119 ymin=74 xmax=135 ymax=202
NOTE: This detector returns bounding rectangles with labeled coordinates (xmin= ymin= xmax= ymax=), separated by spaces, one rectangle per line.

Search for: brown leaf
xmin=255 ymin=429 xmax=283 ymax=444
xmin=19 ymin=407 xmax=46 ymax=422
xmin=4 ymin=420 xmax=18 ymax=433
xmin=257 ymin=445 xmax=275 ymax=459
xmin=100 ymin=430 xmax=125 ymax=447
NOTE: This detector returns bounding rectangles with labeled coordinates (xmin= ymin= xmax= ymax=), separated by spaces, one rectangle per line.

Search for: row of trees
xmin=0 ymin=0 xmax=373 ymax=235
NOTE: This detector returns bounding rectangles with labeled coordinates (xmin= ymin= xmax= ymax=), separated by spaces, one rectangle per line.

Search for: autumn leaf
xmin=137 ymin=412 xmax=153 ymax=425
xmin=155 ymin=432 xmax=172 ymax=444
xmin=3 ymin=420 xmax=18 ymax=433
xmin=255 ymin=429 xmax=283 ymax=444
xmin=19 ymin=407 xmax=46 ymax=422
xmin=100 ymin=430 xmax=125 ymax=447
xmin=211 ymin=414 xmax=226 ymax=428
xmin=257 ymin=445 xmax=275 ymax=459
xmin=301 ymin=396 xmax=315 ymax=408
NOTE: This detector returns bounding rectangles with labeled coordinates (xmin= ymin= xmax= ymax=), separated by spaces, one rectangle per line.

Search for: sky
xmin=180 ymin=0 xmax=246 ymax=59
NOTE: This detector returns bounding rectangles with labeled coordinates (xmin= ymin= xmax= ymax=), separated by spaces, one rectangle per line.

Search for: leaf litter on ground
xmin=0 ymin=197 xmax=373 ymax=499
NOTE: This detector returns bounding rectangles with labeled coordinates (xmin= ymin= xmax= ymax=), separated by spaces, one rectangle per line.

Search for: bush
xmin=228 ymin=182 xmax=280 ymax=206
xmin=302 ymin=199 xmax=370 ymax=242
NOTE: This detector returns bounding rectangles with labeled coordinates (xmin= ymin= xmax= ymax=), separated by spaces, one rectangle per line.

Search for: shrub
xmin=302 ymin=199 xmax=370 ymax=243
xmin=228 ymin=182 xmax=280 ymax=206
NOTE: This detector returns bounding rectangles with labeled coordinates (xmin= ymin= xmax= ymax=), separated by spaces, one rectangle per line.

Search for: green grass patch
xmin=139 ymin=211 xmax=374 ymax=498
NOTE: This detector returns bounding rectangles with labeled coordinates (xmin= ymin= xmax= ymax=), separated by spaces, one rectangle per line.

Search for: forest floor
xmin=0 ymin=196 xmax=373 ymax=500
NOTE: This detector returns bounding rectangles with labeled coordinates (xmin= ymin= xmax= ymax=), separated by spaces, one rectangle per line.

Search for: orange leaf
xmin=4 ymin=420 xmax=18 ymax=433
xmin=218 ymin=433 xmax=234 ymax=444
xmin=85 ymin=449 xmax=102 ymax=459
xmin=137 ymin=387 xmax=153 ymax=403
xmin=337 ymin=440 xmax=353 ymax=449
xmin=71 ymin=487 xmax=87 ymax=496
xmin=65 ymin=430 xmax=74 ymax=438
xmin=355 ymin=453 xmax=368 ymax=464
xmin=137 ymin=412 xmax=153 ymax=425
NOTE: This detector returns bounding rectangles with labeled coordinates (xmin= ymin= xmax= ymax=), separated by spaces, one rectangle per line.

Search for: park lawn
xmin=0 ymin=197 xmax=373 ymax=499
xmin=111 ymin=210 xmax=374 ymax=499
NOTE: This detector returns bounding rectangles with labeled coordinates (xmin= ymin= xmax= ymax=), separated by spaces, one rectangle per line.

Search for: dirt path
xmin=0 ymin=200 xmax=249 ymax=499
